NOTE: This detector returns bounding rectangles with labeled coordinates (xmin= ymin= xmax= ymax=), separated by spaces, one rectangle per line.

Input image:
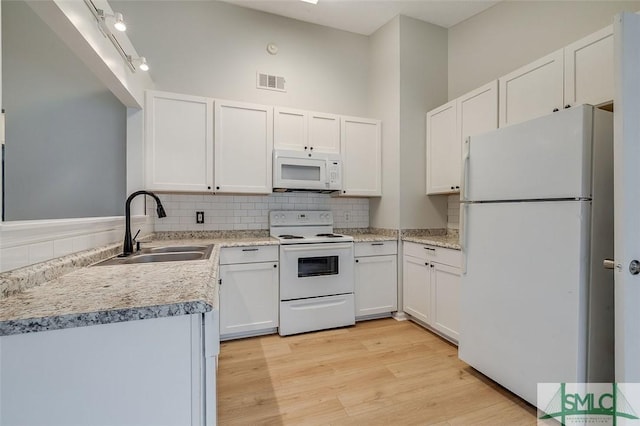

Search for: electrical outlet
xmin=196 ymin=211 xmax=204 ymax=224
xmin=344 ymin=212 xmax=350 ymax=222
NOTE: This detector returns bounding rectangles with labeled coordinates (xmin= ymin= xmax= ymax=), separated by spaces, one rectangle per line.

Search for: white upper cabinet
xmin=426 ymin=81 xmax=498 ymax=196
xmin=341 ymin=116 xmax=382 ymax=197
xmin=145 ymin=90 xmax=214 ymax=192
xmin=459 ymin=80 xmax=499 ymax=146
xmin=214 ymin=100 xmax=273 ymax=194
xmin=274 ymin=107 xmax=340 ymax=154
xmin=499 ymin=49 xmax=564 ymax=127
xmin=426 ymin=100 xmax=458 ymax=195
xmin=564 ymin=25 xmax=614 ymax=108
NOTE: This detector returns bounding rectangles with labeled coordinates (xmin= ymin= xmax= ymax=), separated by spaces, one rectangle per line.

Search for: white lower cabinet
xmin=354 ymin=241 xmax=398 ymax=319
xmin=0 ymin=312 xmax=219 ymax=426
xmin=219 ymin=246 xmax=279 ymax=339
xmin=402 ymin=242 xmax=461 ymax=342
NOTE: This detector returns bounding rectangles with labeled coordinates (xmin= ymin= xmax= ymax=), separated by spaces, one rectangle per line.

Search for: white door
xmin=341 ymin=116 xmax=382 ymax=196
xmin=426 ymin=99 xmax=459 ymax=194
xmin=308 ymin=111 xmax=340 ymax=154
xmin=431 ymin=262 xmax=460 ymax=341
xmin=355 ymin=254 xmax=398 ymax=317
xmin=499 ymin=49 xmax=564 ymax=127
xmin=214 ymin=100 xmax=273 ymax=194
xmin=464 ymin=105 xmax=594 ymax=202
xmin=402 ymin=254 xmax=430 ymax=324
xmin=613 ymin=12 xmax=640 ymax=383
xmin=219 ymin=262 xmax=279 ymax=337
xmin=274 ymin=107 xmax=307 ymax=151
xmin=564 ymin=25 xmax=614 ymax=108
xmin=460 ymin=200 xmax=593 ymax=406
xmin=145 ymin=90 xmax=214 ymax=192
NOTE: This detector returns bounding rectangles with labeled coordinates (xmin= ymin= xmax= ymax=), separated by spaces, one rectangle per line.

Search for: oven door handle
xmin=280 ymin=243 xmax=353 ymax=252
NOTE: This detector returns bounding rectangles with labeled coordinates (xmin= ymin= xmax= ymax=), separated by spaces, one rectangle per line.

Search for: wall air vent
xmin=257 ymin=72 xmax=286 ymax=92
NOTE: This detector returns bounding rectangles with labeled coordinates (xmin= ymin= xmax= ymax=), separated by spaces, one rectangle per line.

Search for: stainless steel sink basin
xmin=148 ymin=245 xmax=210 ymax=254
xmin=94 ymin=244 xmax=213 ymax=266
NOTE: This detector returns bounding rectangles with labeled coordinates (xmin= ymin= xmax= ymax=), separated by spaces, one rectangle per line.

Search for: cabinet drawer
xmin=403 ymin=242 xmax=460 ymax=268
xmin=355 ymin=241 xmax=397 ymax=257
xmin=219 ymin=245 xmax=278 ymax=265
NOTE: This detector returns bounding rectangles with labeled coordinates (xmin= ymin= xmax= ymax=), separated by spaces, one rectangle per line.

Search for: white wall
xmin=151 ymin=193 xmax=369 ymax=232
xmin=112 ymin=0 xmax=370 ymax=116
xmin=448 ymin=0 xmax=640 ymax=99
xmin=368 ymin=17 xmax=401 ymax=230
xmin=399 ymin=15 xmax=448 ymax=230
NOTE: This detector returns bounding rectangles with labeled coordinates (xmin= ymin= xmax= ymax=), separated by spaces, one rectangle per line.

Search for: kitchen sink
xmin=94 ymin=244 xmax=213 ymax=266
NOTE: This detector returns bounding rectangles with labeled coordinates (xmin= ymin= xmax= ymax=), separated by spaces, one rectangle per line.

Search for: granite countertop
xmin=402 ymin=234 xmax=461 ymax=250
xmin=0 ymin=236 xmax=278 ymax=337
xmin=351 ymin=234 xmax=398 ymax=242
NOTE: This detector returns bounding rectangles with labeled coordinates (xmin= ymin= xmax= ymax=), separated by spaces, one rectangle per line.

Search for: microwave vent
xmin=257 ymin=72 xmax=286 ymax=92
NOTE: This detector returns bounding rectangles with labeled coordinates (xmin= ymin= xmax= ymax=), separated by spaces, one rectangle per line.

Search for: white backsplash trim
xmin=149 ymin=193 xmax=370 ymax=232
xmin=0 ymin=216 xmax=152 ymax=273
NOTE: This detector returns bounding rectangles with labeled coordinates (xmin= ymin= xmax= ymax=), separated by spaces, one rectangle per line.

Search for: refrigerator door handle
xmin=461 ymin=137 xmax=471 ymax=202
xmin=461 ymin=202 xmax=468 ymax=274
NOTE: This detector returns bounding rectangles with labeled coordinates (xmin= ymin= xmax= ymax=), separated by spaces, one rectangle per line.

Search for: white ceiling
xmin=220 ymin=0 xmax=500 ymax=35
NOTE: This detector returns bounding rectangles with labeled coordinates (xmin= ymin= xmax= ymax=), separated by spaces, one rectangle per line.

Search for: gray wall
xmin=113 ymin=0 xmax=370 ymax=116
xmin=3 ymin=1 xmax=126 ymax=221
xmin=399 ymin=15 xmax=447 ymax=229
xmin=368 ymin=17 xmax=401 ymax=229
xmin=448 ymin=0 xmax=640 ymax=99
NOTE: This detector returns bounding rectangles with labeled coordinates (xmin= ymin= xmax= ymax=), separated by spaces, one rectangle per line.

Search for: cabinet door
xmin=219 ymin=261 xmax=279 ymax=337
xmin=499 ymin=49 xmax=564 ymax=127
xmin=459 ymin=80 xmax=498 ymax=147
xmin=274 ymin=107 xmax=307 ymax=151
xmin=355 ymin=255 xmax=397 ymax=318
xmin=341 ymin=116 xmax=382 ymax=196
xmin=145 ymin=90 xmax=213 ymax=192
xmin=426 ymin=100 xmax=459 ymax=194
xmin=309 ymin=111 xmax=340 ymax=153
xmin=431 ymin=262 xmax=461 ymax=342
xmin=564 ymin=25 xmax=614 ymax=108
xmin=214 ymin=100 xmax=273 ymax=194
xmin=402 ymin=254 xmax=430 ymax=324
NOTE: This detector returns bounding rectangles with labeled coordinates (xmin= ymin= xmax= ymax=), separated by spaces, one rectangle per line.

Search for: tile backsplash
xmin=149 ymin=193 xmax=370 ymax=232
xmin=447 ymin=194 xmax=460 ymax=231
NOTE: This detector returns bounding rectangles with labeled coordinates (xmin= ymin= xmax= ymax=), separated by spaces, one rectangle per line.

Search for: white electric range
xmin=270 ymin=211 xmax=355 ymax=336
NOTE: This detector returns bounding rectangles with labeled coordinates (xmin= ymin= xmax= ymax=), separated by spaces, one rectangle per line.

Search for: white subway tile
xmin=0 ymin=246 xmax=30 ymax=272
xmin=53 ymin=238 xmax=75 ymax=258
xmin=29 ymin=241 xmax=54 ymax=264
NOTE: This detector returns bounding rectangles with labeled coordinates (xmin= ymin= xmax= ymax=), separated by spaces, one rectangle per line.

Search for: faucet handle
xmin=132 ymin=229 xmax=142 ymax=252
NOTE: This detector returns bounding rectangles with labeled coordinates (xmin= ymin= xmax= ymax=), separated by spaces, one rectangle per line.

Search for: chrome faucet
xmin=122 ymin=190 xmax=167 ymax=256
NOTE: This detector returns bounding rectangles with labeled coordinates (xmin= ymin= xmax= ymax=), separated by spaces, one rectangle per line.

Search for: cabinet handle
xmin=304 ymin=146 xmax=308 ymax=150
xmin=424 ymin=247 xmax=436 ymax=251
xmin=553 ymin=108 xmax=559 ymax=112
xmin=242 ymin=248 xmax=259 ymax=252
xmin=218 ymin=278 xmax=222 ymax=285
xmin=371 ymin=243 xmax=384 ymax=246
xmin=343 ymin=190 xmax=346 ymax=194
xmin=450 ymin=186 xmax=455 ymax=190
xmin=216 ymin=186 xmax=220 ymax=190
xmin=207 ymin=186 xmax=211 ymax=190
xmin=564 ymin=104 xmax=571 ymax=109
xmin=430 ymin=264 xmax=434 ymax=268
xmin=455 ymin=186 xmax=460 ymax=190
xmin=355 ymin=259 xmax=359 ymax=263
xmin=310 ymin=146 xmax=314 ymax=151
xmin=425 ymin=262 xmax=429 ymax=266
xmin=274 ymin=264 xmax=278 ymax=268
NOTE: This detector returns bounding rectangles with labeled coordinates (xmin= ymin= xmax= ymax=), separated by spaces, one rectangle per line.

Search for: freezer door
xmin=459 ymin=200 xmax=593 ymax=407
xmin=464 ymin=105 xmax=593 ymax=201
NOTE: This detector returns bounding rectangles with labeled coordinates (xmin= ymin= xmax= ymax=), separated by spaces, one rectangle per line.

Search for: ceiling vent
xmin=257 ymin=72 xmax=286 ymax=92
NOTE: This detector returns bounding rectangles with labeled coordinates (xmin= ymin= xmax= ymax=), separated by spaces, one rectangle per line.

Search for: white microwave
xmin=273 ymin=149 xmax=342 ymax=193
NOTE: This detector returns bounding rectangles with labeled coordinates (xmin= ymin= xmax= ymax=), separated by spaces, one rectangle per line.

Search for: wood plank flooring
xmin=217 ymin=318 xmax=537 ymax=425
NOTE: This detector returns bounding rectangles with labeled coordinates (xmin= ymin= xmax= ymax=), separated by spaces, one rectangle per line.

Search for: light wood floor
xmin=217 ymin=318 xmax=537 ymax=425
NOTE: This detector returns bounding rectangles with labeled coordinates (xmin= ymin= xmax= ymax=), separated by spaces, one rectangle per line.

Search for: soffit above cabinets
xmin=220 ymin=0 xmax=500 ymax=35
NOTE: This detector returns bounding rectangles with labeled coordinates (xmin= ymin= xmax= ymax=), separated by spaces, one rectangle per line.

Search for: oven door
xmin=279 ymin=242 xmax=354 ymax=300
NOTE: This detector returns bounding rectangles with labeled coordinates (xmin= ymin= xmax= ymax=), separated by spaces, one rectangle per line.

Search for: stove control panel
xmin=270 ymin=210 xmax=333 ymax=226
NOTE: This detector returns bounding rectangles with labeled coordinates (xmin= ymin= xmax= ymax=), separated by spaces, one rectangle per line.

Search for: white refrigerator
xmin=458 ymin=105 xmax=614 ymax=407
